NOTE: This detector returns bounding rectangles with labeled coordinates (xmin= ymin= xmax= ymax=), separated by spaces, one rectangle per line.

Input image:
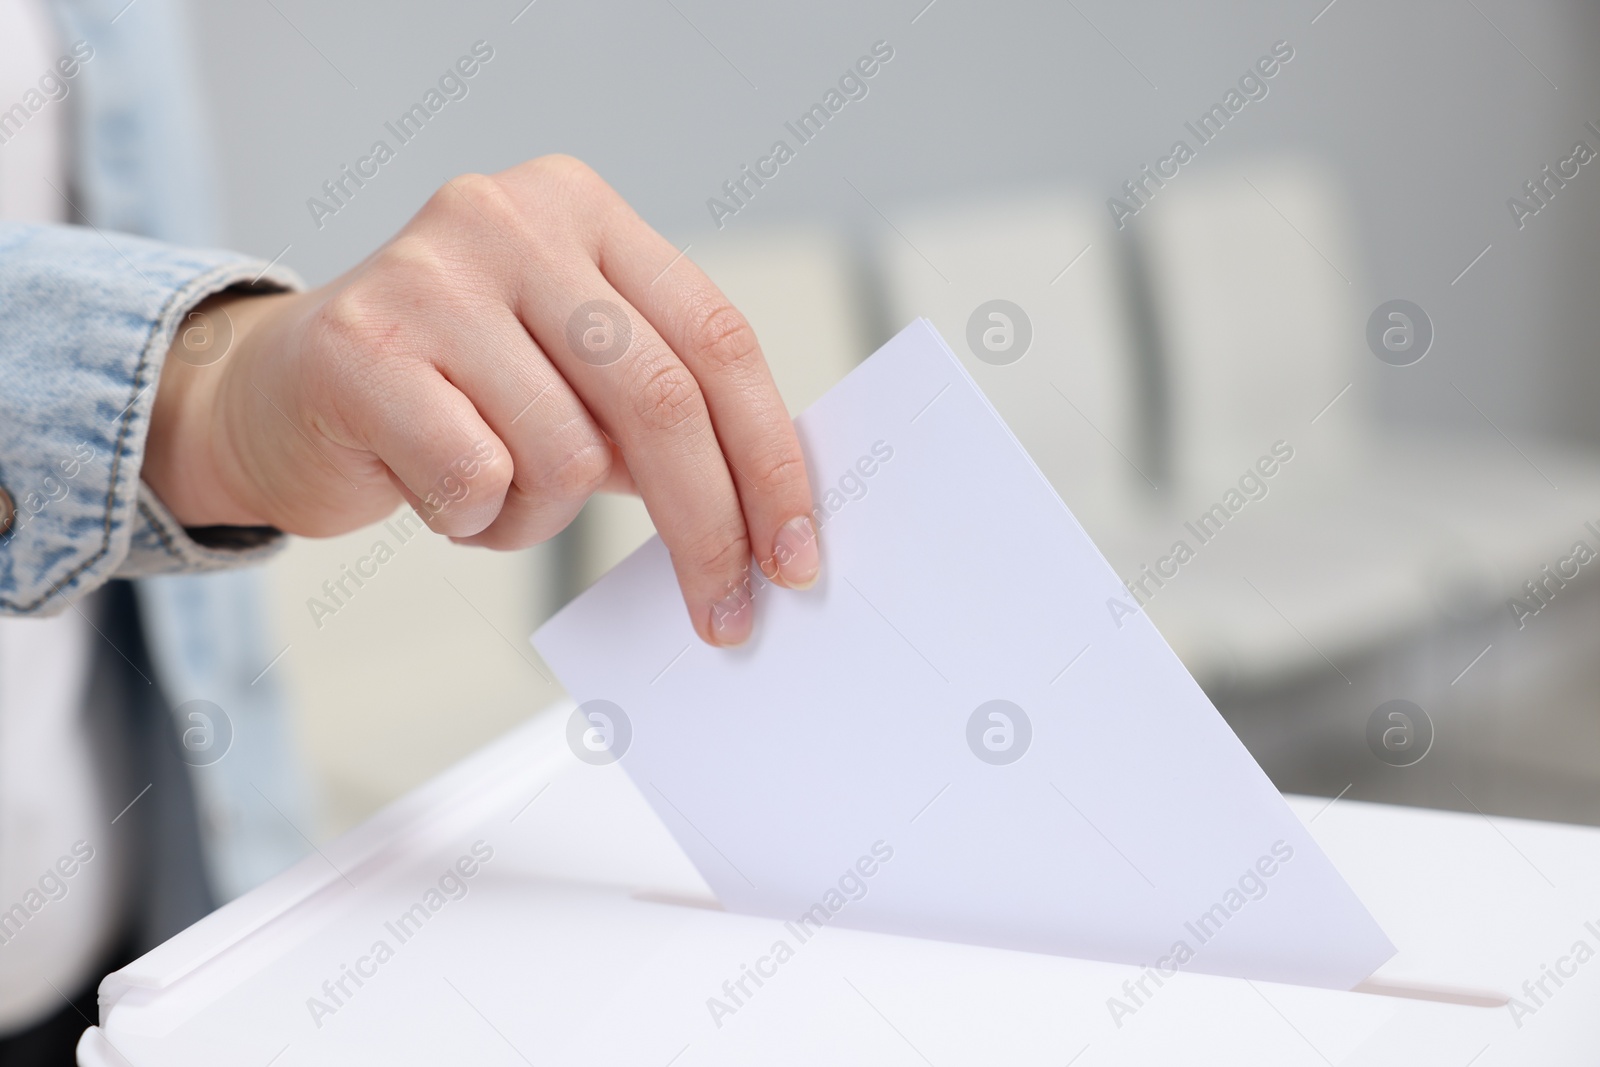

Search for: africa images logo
xmin=966 ymin=700 xmax=1031 ymax=765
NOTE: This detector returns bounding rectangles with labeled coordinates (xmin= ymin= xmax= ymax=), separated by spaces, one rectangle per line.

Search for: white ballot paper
xmin=533 ymin=319 xmax=1395 ymax=989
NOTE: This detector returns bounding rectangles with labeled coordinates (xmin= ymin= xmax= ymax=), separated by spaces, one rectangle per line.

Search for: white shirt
xmin=0 ymin=0 xmax=65 ymax=225
xmin=0 ymin=0 xmax=125 ymax=1034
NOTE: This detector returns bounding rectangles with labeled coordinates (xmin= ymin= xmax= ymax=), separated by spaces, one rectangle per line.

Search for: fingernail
xmin=773 ymin=515 xmax=819 ymax=590
xmin=710 ymin=582 xmax=754 ymax=646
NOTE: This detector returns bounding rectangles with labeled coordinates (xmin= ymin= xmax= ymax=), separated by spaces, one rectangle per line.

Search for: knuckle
xmin=690 ymin=522 xmax=751 ymax=580
xmin=432 ymin=172 xmax=521 ymax=235
xmin=688 ymin=302 xmax=761 ymax=373
xmin=507 ymin=155 xmax=614 ymax=238
xmin=310 ymin=289 xmax=412 ymax=370
xmin=302 ymin=291 xmax=428 ymax=434
xmin=475 ymin=448 xmax=516 ymax=496
xmin=539 ymin=433 xmax=611 ymax=501
xmin=745 ymin=445 xmax=807 ymax=495
xmin=628 ymin=357 xmax=706 ymax=435
xmin=528 ymin=153 xmax=600 ymax=191
xmin=379 ymin=233 xmax=451 ymax=282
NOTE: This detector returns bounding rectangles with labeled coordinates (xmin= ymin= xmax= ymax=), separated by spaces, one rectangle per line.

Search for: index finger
xmin=597 ymin=214 xmax=822 ymax=601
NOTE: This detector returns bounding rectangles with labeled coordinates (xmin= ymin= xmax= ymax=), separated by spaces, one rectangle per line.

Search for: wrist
xmin=145 ymin=289 xmax=293 ymax=527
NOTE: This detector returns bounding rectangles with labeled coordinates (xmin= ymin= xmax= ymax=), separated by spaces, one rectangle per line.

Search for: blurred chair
xmin=1133 ymin=160 xmax=1600 ymax=686
xmin=871 ymin=167 xmax=1600 ymax=695
xmin=1127 ymin=158 xmax=1377 ymax=682
xmin=874 ymin=190 xmax=1143 ymax=542
xmin=1142 ymin=160 xmax=1363 ymax=494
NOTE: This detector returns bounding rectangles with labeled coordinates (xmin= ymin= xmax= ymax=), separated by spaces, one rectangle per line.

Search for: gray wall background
xmin=187 ymin=0 xmax=1600 ymax=445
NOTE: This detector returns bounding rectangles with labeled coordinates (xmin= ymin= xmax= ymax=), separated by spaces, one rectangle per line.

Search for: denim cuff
xmin=124 ymin=485 xmax=285 ymax=579
xmin=0 ymin=223 xmax=304 ymax=615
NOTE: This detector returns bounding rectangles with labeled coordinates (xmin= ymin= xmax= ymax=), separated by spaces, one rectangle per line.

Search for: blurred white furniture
xmin=876 ymin=170 xmax=1600 ymax=688
xmin=1135 ymin=161 xmax=1600 ymax=684
xmin=876 ymin=190 xmax=1142 ymax=537
xmin=1142 ymin=161 xmax=1364 ymax=495
xmin=79 ymin=702 xmax=1600 ymax=1065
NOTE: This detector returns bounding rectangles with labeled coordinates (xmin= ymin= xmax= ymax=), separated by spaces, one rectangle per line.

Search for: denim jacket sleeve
xmin=0 ymin=221 xmax=304 ymax=616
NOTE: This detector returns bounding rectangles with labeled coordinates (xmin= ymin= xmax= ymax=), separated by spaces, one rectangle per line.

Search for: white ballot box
xmin=78 ymin=701 xmax=1600 ymax=1066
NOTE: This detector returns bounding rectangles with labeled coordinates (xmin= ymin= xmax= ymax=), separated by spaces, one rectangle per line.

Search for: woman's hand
xmin=144 ymin=155 xmax=820 ymax=646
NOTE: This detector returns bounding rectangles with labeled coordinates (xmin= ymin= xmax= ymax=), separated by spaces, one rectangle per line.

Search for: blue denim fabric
xmin=0 ymin=0 xmax=317 ymax=899
xmin=50 ymin=0 xmax=223 ymax=246
xmin=0 ymin=223 xmax=298 ymax=611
